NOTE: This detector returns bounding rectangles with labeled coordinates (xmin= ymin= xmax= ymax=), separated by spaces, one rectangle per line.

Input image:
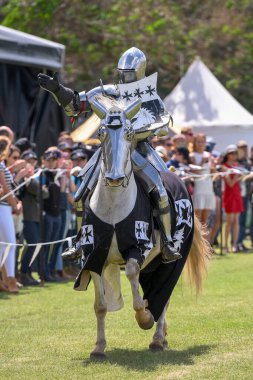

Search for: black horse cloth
xmin=139 ymin=171 xmax=194 ymax=320
xmin=74 ymin=171 xmax=194 ymax=321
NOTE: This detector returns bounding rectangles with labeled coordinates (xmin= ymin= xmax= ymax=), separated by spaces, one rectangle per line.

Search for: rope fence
xmin=1 ymin=165 xmax=252 ymax=266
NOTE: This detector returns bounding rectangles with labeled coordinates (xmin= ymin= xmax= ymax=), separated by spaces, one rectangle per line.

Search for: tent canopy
xmin=164 ymin=57 xmax=253 ymax=128
xmin=0 ymin=25 xmax=65 ymax=70
xmin=0 ymin=26 xmax=68 ymax=155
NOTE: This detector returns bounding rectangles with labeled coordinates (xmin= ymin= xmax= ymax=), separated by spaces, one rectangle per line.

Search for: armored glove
xmin=37 ymin=72 xmax=75 ymax=108
xmin=38 ymin=72 xmax=60 ymax=94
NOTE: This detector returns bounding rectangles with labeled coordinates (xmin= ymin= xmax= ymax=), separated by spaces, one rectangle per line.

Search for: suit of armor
xmin=38 ymin=47 xmax=181 ymax=263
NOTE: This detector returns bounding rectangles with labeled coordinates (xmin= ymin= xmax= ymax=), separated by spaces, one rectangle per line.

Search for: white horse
xmin=74 ymin=95 xmax=211 ymax=358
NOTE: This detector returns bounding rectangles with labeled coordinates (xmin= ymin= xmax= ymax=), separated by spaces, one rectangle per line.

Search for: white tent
xmin=164 ymin=57 xmax=253 ymax=152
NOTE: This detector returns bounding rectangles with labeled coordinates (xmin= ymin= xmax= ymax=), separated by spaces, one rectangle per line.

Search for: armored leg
xmin=132 ymin=149 xmax=182 ymax=263
xmin=62 ymin=200 xmax=83 ymax=261
xmin=62 ymin=195 xmax=89 ymax=261
xmin=151 ymin=188 xmax=182 ymax=263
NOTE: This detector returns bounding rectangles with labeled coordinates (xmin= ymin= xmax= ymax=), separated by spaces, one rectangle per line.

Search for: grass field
xmin=0 ymin=252 xmax=252 ymax=380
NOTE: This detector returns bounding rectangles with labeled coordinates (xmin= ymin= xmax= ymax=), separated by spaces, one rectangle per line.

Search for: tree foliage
xmin=1 ymin=0 xmax=253 ymax=110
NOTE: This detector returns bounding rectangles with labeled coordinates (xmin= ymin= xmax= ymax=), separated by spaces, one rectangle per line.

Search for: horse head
xmin=91 ymin=96 xmax=141 ymax=187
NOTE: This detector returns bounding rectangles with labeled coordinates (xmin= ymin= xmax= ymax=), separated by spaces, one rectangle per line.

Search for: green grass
xmin=1 ymin=252 xmax=253 ymax=380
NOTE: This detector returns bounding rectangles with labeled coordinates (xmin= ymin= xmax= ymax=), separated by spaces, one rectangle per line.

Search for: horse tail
xmin=186 ymin=214 xmax=212 ymax=295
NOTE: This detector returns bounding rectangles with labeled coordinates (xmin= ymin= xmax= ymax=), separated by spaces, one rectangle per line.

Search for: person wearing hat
xmin=19 ymin=150 xmax=48 ymax=285
xmin=61 ymin=148 xmax=89 ymax=261
xmin=71 ymin=149 xmax=88 ymax=168
xmin=58 ymin=140 xmax=73 ymax=159
xmin=40 ymin=148 xmax=63 ymax=281
xmin=15 ymin=137 xmax=36 ymax=154
xmin=21 ymin=150 xmax=38 ymax=163
xmin=221 ymin=144 xmax=244 ymax=253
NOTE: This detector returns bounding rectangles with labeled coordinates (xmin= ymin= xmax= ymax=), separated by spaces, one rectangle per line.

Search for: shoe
xmin=231 ymin=246 xmax=237 ymax=253
xmin=61 ymin=246 xmax=82 ymax=261
xmin=19 ymin=273 xmax=39 ymax=286
xmin=161 ymin=241 xmax=182 ymax=263
xmin=6 ymin=277 xmax=19 ymax=294
xmin=27 ymin=273 xmax=41 ymax=286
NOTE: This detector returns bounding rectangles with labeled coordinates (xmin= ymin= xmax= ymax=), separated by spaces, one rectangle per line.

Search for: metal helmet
xmin=117 ymin=47 xmax=146 ymax=83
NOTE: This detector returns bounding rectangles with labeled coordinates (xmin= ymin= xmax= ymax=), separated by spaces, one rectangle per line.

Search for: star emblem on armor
xmin=145 ymin=85 xmax=155 ymax=96
xmin=84 ymin=226 xmax=93 ymax=243
xmin=122 ymin=91 xmax=133 ymax=101
xmin=135 ymin=223 xmax=143 ymax=238
xmin=133 ymin=88 xmax=144 ymax=98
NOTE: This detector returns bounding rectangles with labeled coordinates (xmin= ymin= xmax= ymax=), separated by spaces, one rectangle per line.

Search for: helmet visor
xmin=118 ymin=70 xmax=137 ymax=84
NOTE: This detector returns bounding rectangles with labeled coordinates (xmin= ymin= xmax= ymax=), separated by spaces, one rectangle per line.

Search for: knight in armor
xmin=38 ymin=47 xmax=182 ymax=264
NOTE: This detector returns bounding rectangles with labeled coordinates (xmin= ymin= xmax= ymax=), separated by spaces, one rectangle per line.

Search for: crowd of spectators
xmin=0 ymin=126 xmax=96 ymax=294
xmin=1 ymin=124 xmax=253 ymax=294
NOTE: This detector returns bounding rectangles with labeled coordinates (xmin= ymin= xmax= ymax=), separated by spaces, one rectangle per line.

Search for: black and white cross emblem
xmin=135 ymin=221 xmax=149 ymax=240
xmin=145 ymin=85 xmax=155 ymax=96
xmin=122 ymin=91 xmax=133 ymax=101
xmin=81 ymin=225 xmax=94 ymax=245
xmin=133 ymin=88 xmax=144 ymax=98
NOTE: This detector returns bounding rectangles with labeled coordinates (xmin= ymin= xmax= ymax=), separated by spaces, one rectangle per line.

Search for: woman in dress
xmin=190 ymin=133 xmax=216 ymax=232
xmin=222 ymin=144 xmax=244 ymax=253
xmin=0 ymin=136 xmax=23 ymax=293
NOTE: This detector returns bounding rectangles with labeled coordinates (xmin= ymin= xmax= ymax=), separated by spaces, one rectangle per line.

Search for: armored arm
xmin=37 ymin=72 xmax=91 ymax=117
xmin=86 ymin=84 xmax=119 ymax=101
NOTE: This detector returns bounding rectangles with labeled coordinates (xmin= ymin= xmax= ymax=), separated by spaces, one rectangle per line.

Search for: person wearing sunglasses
xmin=181 ymin=127 xmax=194 ymax=152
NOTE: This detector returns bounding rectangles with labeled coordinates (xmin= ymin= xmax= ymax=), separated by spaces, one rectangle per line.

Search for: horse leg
xmin=149 ymin=300 xmax=170 ymax=351
xmin=125 ymin=258 xmax=154 ymax=330
xmin=90 ymin=272 xmax=107 ymax=359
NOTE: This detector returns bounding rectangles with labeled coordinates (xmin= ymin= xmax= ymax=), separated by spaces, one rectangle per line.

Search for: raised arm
xmin=37 ymin=72 xmax=90 ymax=117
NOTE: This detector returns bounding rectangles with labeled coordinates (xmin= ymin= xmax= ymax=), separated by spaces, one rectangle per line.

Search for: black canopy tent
xmin=0 ymin=25 xmax=70 ymax=155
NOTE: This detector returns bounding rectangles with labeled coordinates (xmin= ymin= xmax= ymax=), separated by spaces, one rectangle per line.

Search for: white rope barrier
xmin=0 ymin=235 xmax=76 ymax=247
xmin=176 ymin=168 xmax=252 ymax=181
xmin=0 ymin=235 xmax=76 ymax=267
xmin=1 ymin=163 xmax=252 ymax=266
xmin=0 ymin=168 xmax=69 ymax=202
xmin=1 ymin=165 xmax=251 ymax=203
xmin=0 ymin=169 xmax=42 ymax=201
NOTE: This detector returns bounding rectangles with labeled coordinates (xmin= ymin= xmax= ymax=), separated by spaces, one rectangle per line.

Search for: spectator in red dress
xmin=221 ymin=144 xmax=244 ymax=253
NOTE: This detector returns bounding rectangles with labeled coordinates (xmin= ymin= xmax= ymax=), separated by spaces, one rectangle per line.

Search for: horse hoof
xmin=149 ymin=342 xmax=164 ymax=352
xmin=90 ymin=352 xmax=106 ymax=360
xmin=135 ymin=310 xmax=154 ymax=330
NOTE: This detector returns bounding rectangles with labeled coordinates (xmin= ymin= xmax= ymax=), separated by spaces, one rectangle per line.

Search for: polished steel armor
xmin=117 ymin=47 xmax=146 ymax=83
xmin=38 ymin=47 xmax=181 ymax=262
